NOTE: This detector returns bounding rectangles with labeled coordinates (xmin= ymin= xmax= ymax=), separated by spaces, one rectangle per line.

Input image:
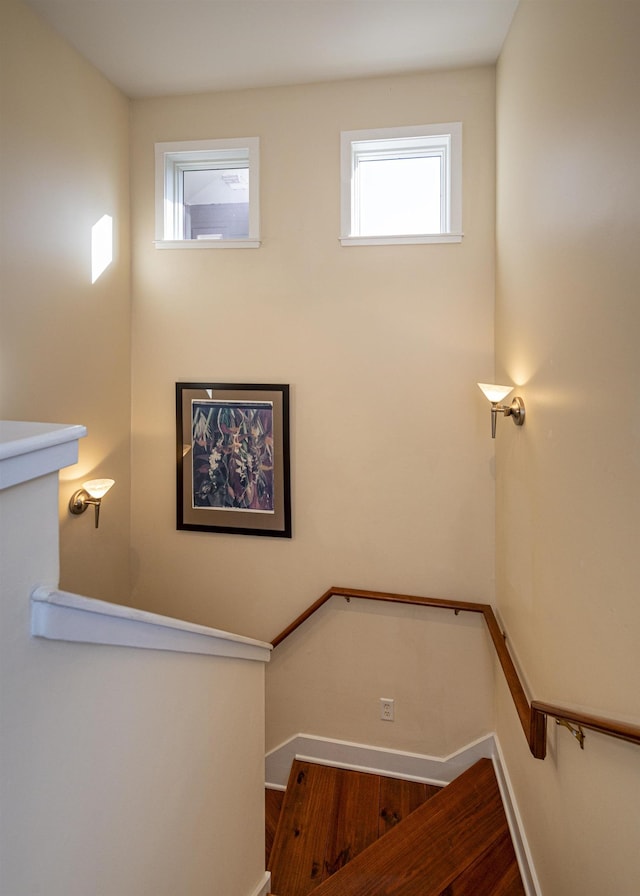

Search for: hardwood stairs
xmin=266 ymin=758 xmax=525 ymax=896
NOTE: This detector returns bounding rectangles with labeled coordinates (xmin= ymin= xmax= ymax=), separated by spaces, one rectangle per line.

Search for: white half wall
xmin=0 ymin=423 xmax=268 ymax=896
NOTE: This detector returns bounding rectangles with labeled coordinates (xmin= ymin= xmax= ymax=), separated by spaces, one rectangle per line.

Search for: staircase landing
xmin=267 ymin=761 xmax=440 ymax=895
xmin=267 ymin=758 xmax=525 ymax=896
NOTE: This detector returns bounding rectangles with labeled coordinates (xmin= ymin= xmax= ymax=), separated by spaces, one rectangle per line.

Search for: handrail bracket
xmin=556 ymin=717 xmax=586 ymax=749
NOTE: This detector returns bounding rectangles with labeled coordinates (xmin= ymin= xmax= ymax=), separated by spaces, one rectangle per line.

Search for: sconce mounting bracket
xmin=506 ymin=396 xmax=525 ymax=426
xmin=69 ymin=489 xmax=103 ymax=528
xmin=69 ymin=489 xmax=91 ymax=515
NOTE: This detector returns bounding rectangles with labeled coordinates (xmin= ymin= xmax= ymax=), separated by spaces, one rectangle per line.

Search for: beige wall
xmin=130 ymin=67 xmax=497 ymax=648
xmin=0 ymin=0 xmax=131 ymax=602
xmin=496 ymin=2 xmax=640 ymax=893
xmin=266 ymin=596 xmax=494 ymax=757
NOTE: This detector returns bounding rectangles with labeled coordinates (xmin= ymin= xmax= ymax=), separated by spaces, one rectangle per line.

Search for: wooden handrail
xmin=531 ymin=702 xmax=640 ymax=750
xmin=272 ymin=586 xmax=640 ymax=761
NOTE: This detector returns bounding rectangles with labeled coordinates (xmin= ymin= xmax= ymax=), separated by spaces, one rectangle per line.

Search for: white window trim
xmin=340 ymin=123 xmax=463 ymax=246
xmin=154 ymin=137 xmax=260 ymax=248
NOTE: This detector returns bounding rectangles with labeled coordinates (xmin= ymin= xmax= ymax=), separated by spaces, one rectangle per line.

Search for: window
xmin=155 ymin=137 xmax=260 ymax=248
xmin=340 ymin=123 xmax=462 ymax=246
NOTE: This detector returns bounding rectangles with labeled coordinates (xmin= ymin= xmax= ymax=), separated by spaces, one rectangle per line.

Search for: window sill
xmin=340 ymin=233 xmax=463 ymax=247
xmin=155 ymin=239 xmax=261 ymax=250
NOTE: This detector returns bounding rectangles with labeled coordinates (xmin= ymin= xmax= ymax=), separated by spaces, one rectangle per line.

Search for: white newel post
xmin=0 ymin=420 xmax=86 ymax=603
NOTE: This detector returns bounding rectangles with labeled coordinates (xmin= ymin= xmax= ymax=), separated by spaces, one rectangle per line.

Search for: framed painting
xmin=176 ymin=382 xmax=291 ymax=537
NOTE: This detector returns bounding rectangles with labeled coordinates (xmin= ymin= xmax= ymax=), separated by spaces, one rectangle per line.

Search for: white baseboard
xmin=265 ymin=733 xmax=540 ymax=896
xmin=491 ymin=740 xmax=543 ymax=896
xmin=246 ymin=871 xmax=270 ymax=896
xmin=265 ymin=732 xmax=495 ymax=789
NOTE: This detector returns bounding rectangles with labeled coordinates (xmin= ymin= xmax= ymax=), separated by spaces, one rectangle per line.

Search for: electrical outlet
xmin=380 ymin=698 xmax=394 ymax=722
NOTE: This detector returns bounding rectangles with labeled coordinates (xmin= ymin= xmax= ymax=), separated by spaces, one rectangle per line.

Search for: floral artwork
xmin=177 ymin=382 xmax=290 ymax=537
xmin=191 ymin=400 xmax=275 ymax=513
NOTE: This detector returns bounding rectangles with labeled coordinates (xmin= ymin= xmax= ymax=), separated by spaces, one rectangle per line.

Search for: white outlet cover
xmin=380 ymin=698 xmax=395 ymax=721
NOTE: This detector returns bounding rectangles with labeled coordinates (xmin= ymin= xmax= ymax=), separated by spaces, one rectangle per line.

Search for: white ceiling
xmin=24 ymin=0 xmax=519 ymax=99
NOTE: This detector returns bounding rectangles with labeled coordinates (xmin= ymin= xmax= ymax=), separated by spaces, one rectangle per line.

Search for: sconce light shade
xmin=83 ymin=478 xmax=115 ymax=499
xmin=69 ymin=478 xmax=115 ymax=528
xmin=477 ymin=383 xmax=525 ymax=438
xmin=477 ymin=383 xmax=513 ymax=404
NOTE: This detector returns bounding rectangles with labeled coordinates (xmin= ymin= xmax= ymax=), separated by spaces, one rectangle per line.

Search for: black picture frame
xmin=176 ymin=382 xmax=291 ymax=538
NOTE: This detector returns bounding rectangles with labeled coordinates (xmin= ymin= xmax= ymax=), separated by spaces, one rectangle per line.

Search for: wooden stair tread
xmin=305 ymin=759 xmax=524 ymax=896
xmin=266 ymin=788 xmax=285 ymax=867
xmin=320 ymin=765 xmax=380 ymax=880
xmin=444 ymin=828 xmax=525 ymax=895
xmin=268 ymin=760 xmax=440 ymax=896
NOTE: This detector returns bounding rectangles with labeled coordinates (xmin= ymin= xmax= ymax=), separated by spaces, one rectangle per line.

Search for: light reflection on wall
xmin=91 ymin=214 xmax=113 ymax=283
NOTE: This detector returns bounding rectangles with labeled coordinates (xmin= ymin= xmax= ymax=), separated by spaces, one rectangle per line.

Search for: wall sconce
xmin=69 ymin=478 xmax=115 ymax=528
xmin=477 ymin=383 xmax=525 ymax=438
